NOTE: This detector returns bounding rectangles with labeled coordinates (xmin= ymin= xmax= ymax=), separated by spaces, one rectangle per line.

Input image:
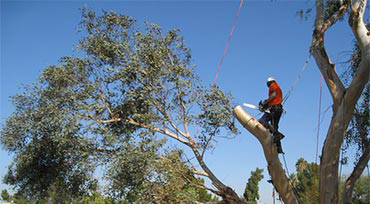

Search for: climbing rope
xmin=281 ymin=153 xmax=301 ymax=204
xmin=283 ymin=53 xmax=311 ymax=105
xmin=194 ymin=0 xmax=244 ymax=140
xmin=213 ymin=0 xmax=244 ymax=85
xmin=312 ymin=75 xmax=323 ymax=204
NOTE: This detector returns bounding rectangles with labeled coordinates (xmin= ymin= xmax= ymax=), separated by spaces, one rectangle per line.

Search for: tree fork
xmin=233 ymin=106 xmax=297 ymax=204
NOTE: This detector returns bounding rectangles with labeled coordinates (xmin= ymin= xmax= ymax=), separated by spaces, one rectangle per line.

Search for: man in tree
xmin=258 ymin=77 xmax=284 ymax=153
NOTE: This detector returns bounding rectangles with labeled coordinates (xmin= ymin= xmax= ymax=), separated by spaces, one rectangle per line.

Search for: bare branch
xmin=311 ymin=47 xmax=346 ymax=108
xmin=315 ymin=0 xmax=325 ymax=30
xmin=192 ymin=168 xmax=209 ymax=177
xmin=152 ymin=100 xmax=188 ymax=139
xmin=124 ymin=118 xmax=190 ymax=145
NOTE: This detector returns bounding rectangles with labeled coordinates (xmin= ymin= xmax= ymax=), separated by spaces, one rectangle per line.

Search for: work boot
xmin=275 ymin=141 xmax=284 ymax=153
xmin=276 ymin=145 xmax=284 ymax=154
xmin=273 ymin=132 xmax=285 ymax=143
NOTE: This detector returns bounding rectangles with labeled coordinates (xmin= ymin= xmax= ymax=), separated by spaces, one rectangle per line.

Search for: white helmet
xmin=267 ymin=77 xmax=276 ymax=83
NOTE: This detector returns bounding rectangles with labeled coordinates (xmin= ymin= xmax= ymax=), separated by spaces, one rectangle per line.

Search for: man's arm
xmin=263 ymin=91 xmax=276 ymax=105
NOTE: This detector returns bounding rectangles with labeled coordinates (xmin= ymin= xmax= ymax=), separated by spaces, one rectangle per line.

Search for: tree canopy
xmin=1 ymin=8 xmax=237 ymax=203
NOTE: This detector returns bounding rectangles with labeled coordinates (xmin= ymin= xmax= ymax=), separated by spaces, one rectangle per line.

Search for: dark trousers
xmin=258 ymin=104 xmax=283 ymax=135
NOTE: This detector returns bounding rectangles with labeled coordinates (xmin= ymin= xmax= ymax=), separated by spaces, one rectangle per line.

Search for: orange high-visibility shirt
xmin=268 ymin=83 xmax=283 ymax=106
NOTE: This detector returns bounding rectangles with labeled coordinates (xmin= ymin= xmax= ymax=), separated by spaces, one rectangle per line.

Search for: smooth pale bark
xmin=311 ymin=1 xmax=369 ymax=203
xmin=233 ymin=106 xmax=297 ymax=204
xmin=342 ymin=142 xmax=370 ymax=204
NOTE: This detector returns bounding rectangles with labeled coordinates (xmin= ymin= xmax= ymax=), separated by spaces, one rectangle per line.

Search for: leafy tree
xmin=351 ymin=175 xmax=370 ymax=203
xmin=243 ymin=168 xmax=264 ymax=204
xmin=1 ymin=189 xmax=10 ymax=201
xmin=1 ymin=8 xmax=239 ymax=203
xmin=289 ymin=158 xmax=319 ymax=204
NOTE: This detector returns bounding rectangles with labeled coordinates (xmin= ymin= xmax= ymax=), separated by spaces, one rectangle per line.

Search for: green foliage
xmin=243 ymin=168 xmax=264 ymax=203
xmin=0 ymin=8 xmax=236 ymax=202
xmin=106 ymin=149 xmax=218 ymax=203
xmin=289 ymin=158 xmax=319 ymax=204
xmin=351 ymin=175 xmax=370 ymax=203
xmin=342 ymin=37 xmax=370 ymax=163
xmin=339 ymin=175 xmax=370 ymax=204
xmin=1 ymin=189 xmax=10 ymax=201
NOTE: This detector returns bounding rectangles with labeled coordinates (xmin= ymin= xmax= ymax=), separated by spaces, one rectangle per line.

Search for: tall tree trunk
xmin=233 ymin=106 xmax=297 ymax=204
xmin=311 ymin=1 xmax=369 ymax=203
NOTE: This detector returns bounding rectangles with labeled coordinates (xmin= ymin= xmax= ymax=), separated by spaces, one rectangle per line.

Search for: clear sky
xmin=1 ymin=0 xmax=366 ymax=203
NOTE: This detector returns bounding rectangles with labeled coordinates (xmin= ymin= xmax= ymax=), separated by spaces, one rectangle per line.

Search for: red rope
xmin=312 ymin=76 xmax=323 ymax=204
xmin=213 ymin=0 xmax=244 ymax=85
xmin=195 ymin=0 xmax=244 ymax=141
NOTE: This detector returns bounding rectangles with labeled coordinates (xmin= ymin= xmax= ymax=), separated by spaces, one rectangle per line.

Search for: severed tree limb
xmin=233 ymin=106 xmax=297 ymax=204
xmin=94 ymin=115 xmax=241 ymax=203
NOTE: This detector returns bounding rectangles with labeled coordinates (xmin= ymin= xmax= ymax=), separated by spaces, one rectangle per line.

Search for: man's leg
xmin=258 ymin=113 xmax=274 ymax=133
xmin=271 ymin=105 xmax=284 ymax=141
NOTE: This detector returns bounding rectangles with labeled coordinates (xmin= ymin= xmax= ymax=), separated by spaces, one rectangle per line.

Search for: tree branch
xmin=192 ymin=168 xmax=209 ymax=177
xmin=310 ymin=47 xmax=346 ymax=108
xmin=182 ymin=174 xmax=221 ymax=196
xmin=124 ymin=118 xmax=190 ymax=145
xmin=91 ymin=115 xmax=190 ymax=146
xmin=342 ymin=141 xmax=370 ymax=204
xmin=321 ymin=1 xmax=348 ymax=33
xmin=152 ymin=100 xmax=188 ymax=139
xmin=348 ymin=0 xmax=370 ymax=51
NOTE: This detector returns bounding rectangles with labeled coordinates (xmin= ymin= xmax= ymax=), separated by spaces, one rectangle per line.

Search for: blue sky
xmin=1 ymin=0 xmax=366 ymax=203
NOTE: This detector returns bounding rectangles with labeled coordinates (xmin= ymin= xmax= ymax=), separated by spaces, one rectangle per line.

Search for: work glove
xmin=258 ymin=100 xmax=268 ymax=111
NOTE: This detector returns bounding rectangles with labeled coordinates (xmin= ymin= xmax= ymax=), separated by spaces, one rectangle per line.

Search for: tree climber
xmin=258 ymin=77 xmax=285 ymax=153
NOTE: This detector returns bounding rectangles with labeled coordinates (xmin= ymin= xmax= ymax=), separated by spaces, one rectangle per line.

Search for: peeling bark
xmin=233 ymin=106 xmax=297 ymax=204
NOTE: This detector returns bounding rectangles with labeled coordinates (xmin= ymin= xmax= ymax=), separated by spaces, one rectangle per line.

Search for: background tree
xmin=350 ymin=175 xmax=370 ymax=203
xmin=1 ymin=8 xmax=240 ymax=203
xmin=1 ymin=189 xmax=10 ymax=201
xmin=289 ymin=158 xmax=319 ymax=204
xmin=242 ymin=168 xmax=264 ymax=204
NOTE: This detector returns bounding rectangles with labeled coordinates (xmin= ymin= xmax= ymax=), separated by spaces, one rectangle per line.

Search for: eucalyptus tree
xmin=234 ymin=0 xmax=369 ymax=203
xmin=1 ymin=8 xmax=241 ymax=203
xmin=310 ymin=0 xmax=369 ymax=203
